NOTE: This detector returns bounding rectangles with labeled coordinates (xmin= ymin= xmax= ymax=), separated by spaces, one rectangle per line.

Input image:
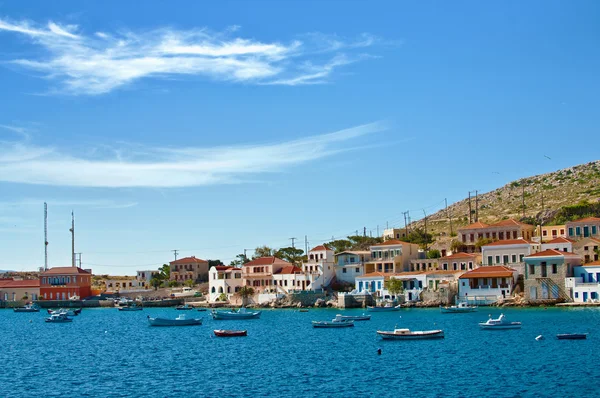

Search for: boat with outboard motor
xmin=214 ymin=329 xmax=247 ymax=337
xmin=337 ymin=313 xmax=371 ymax=321
xmin=118 ymin=304 xmax=143 ymax=311
xmin=13 ymin=303 xmax=40 ymax=312
xmin=147 ymin=314 xmax=202 ymax=326
xmin=377 ymin=328 xmax=444 ymax=340
xmin=367 ymin=303 xmax=401 ymax=312
xmin=45 ymin=313 xmax=73 ymax=323
xmin=440 ymin=301 xmax=478 ymax=313
xmin=479 ymin=314 xmax=521 ymax=329
xmin=211 ymin=307 xmax=261 ymax=320
xmin=312 ymin=319 xmax=354 ymax=328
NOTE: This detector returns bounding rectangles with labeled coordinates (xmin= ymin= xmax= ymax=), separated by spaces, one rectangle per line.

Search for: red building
xmin=40 ymin=267 xmax=92 ymax=300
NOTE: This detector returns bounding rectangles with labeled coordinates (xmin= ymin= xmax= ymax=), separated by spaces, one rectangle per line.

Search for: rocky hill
xmin=412 ymin=160 xmax=600 ymax=241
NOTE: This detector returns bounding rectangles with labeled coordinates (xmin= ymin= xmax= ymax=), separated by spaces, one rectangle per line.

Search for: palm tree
xmin=236 ymin=286 xmax=255 ymax=307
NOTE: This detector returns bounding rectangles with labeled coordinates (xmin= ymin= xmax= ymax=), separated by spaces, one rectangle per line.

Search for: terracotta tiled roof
xmin=372 ymin=239 xmax=414 ymax=247
xmin=310 ymin=245 xmax=330 ymax=252
xmin=0 ymin=279 xmax=40 ymax=288
xmin=483 ymin=238 xmax=533 ymax=247
xmin=525 ymin=249 xmax=580 ymax=258
xmin=355 ymin=272 xmax=396 ymax=279
xmin=440 ymin=252 xmax=478 ymax=260
xmin=545 ymin=237 xmax=575 ymax=244
xmin=489 ymin=219 xmax=534 ymax=228
xmin=170 ymin=256 xmax=207 ymax=265
xmin=334 ymin=251 xmax=370 ymax=256
xmin=459 ymin=221 xmax=490 ymax=230
xmin=273 ymin=266 xmax=303 ymax=275
xmin=41 ymin=267 xmax=91 ymax=276
xmin=459 ymin=266 xmax=515 ymax=279
xmin=568 ymin=217 xmax=600 ymax=223
xmin=582 ymin=261 xmax=600 ymax=267
xmin=243 ymin=256 xmax=291 ymax=267
xmin=214 ymin=266 xmax=235 ymax=271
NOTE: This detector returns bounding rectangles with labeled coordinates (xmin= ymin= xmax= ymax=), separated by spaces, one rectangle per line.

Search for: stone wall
xmin=288 ymin=292 xmax=327 ymax=306
xmin=337 ymin=293 xmax=376 ymax=308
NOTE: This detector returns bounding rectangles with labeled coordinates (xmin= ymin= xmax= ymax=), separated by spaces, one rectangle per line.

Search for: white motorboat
xmin=367 ymin=303 xmax=401 ymax=312
xmin=211 ymin=307 xmax=261 ymax=320
xmin=479 ymin=314 xmax=521 ymax=329
xmin=147 ymin=314 xmax=203 ymax=327
xmin=377 ymin=328 xmax=444 ymax=340
xmin=335 ymin=313 xmax=371 ymax=321
xmin=45 ymin=313 xmax=73 ymax=323
xmin=118 ymin=304 xmax=143 ymax=311
xmin=440 ymin=302 xmax=478 ymax=313
xmin=312 ymin=319 xmax=354 ymax=328
xmin=13 ymin=303 xmax=40 ymax=313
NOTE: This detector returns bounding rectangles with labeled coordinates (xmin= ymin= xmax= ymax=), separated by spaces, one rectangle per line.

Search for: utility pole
xmin=445 ymin=198 xmax=453 ymax=236
xmin=402 ymin=211 xmax=408 ymax=235
xmin=172 ymin=249 xmax=179 ymax=261
xmin=44 ymin=202 xmax=48 ymax=271
xmin=69 ymin=211 xmax=75 ymax=267
xmin=468 ymin=191 xmax=472 ymax=224
xmin=475 ymin=190 xmax=479 ymax=222
xmin=377 ymin=225 xmax=379 ymax=237
xmin=289 ymin=237 xmax=297 ymax=248
xmin=522 ymin=184 xmax=525 ymax=218
xmin=386 ymin=221 xmax=389 ymax=229
xmin=305 ymin=235 xmax=308 ymax=255
xmin=363 ymin=227 xmax=366 ymax=237
xmin=422 ymin=209 xmax=428 ymax=250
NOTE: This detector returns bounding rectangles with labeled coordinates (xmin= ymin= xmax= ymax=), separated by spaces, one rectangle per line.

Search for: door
xmin=583 ymin=292 xmax=588 ymax=302
xmin=551 ymin=285 xmax=559 ymax=299
xmin=584 ymin=226 xmax=590 ymax=238
xmin=530 ymin=286 xmax=537 ymax=300
xmin=541 ymin=283 xmax=549 ymax=299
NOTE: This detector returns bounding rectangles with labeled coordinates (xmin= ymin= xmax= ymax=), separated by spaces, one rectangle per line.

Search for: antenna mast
xmin=44 ymin=202 xmax=48 ymax=271
xmin=70 ymin=211 xmax=75 ymax=267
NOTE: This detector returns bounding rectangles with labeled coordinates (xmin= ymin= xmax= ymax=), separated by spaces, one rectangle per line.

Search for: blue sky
xmin=0 ymin=1 xmax=598 ymax=274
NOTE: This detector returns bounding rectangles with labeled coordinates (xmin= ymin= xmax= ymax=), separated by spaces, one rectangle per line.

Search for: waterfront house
xmin=301 ymin=245 xmax=336 ymax=291
xmin=382 ymin=228 xmax=409 ymax=241
xmin=566 ymin=261 xmax=600 ymax=303
xmin=136 ymin=270 xmax=160 ymax=289
xmin=366 ymin=240 xmax=420 ymax=274
xmin=458 ymin=219 xmax=535 ymax=253
xmin=458 ymin=266 xmax=517 ymax=304
xmin=102 ymin=277 xmax=146 ymax=293
xmin=0 ymin=279 xmax=40 ymax=301
xmin=272 ymin=265 xmax=304 ymax=293
xmin=523 ymin=249 xmax=581 ymax=302
xmin=533 ymin=224 xmax=566 ymax=243
xmin=208 ymin=265 xmax=243 ymax=302
xmin=242 ymin=256 xmax=304 ymax=292
xmin=40 ymin=267 xmax=92 ymax=300
xmin=355 ymin=272 xmax=396 ymax=300
xmin=439 ymin=252 xmax=480 ymax=271
xmin=391 ymin=272 xmax=427 ymax=302
xmin=170 ymin=256 xmax=209 ymax=283
xmin=572 ymin=237 xmax=600 ymax=263
xmin=541 ymin=237 xmax=575 ymax=253
xmin=334 ymin=250 xmax=370 ymax=285
xmin=481 ymin=238 xmax=538 ymax=276
xmin=410 ymin=258 xmax=440 ymax=272
xmin=565 ymin=217 xmax=600 ymax=240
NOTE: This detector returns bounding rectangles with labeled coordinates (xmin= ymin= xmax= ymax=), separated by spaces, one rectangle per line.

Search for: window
xmin=592 ymin=226 xmax=597 ymax=235
xmin=487 ymin=256 xmax=493 ymax=265
xmin=519 ymin=254 xmax=524 ymax=262
xmin=453 ymin=262 xmax=457 ymax=271
xmin=468 ymin=262 xmax=473 ymax=269
xmin=575 ymin=292 xmax=579 ymax=298
xmin=584 ymin=246 xmax=589 ymax=251
xmin=552 ymin=264 xmax=557 ymax=274
xmin=350 ymin=257 xmax=355 ymax=263
xmin=355 ymin=267 xmax=360 ymax=273
xmin=511 ymin=254 xmax=517 ymax=263
xmin=342 ymin=268 xmax=347 ymax=274
xmin=576 ymin=227 xmax=581 ymax=236
xmin=443 ymin=263 xmax=448 ymax=270
xmin=529 ymin=264 xmax=535 ymax=275
xmin=568 ymin=227 xmax=573 ymax=236
xmin=462 ymin=281 xmax=466 ymax=287
xmin=377 ymin=281 xmax=382 ymax=289
xmin=503 ymin=255 xmax=509 ymax=265
xmin=495 ymin=256 xmax=501 ymax=264
xmin=499 ymin=232 xmax=504 ymax=240
xmin=560 ymin=229 xmax=565 ymax=235
xmin=542 ymin=230 xmax=547 ymax=236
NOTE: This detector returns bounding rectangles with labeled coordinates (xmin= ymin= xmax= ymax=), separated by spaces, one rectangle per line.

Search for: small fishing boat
xmin=214 ymin=329 xmax=248 ymax=337
xmin=336 ymin=313 xmax=371 ymax=321
xmin=118 ymin=304 xmax=143 ymax=311
xmin=45 ymin=313 xmax=73 ymax=323
xmin=556 ymin=333 xmax=587 ymax=340
xmin=13 ymin=303 xmax=40 ymax=313
xmin=367 ymin=303 xmax=401 ymax=312
xmin=211 ymin=307 xmax=261 ymax=320
xmin=479 ymin=314 xmax=521 ymax=330
xmin=147 ymin=314 xmax=202 ymax=327
xmin=175 ymin=304 xmax=194 ymax=310
xmin=440 ymin=302 xmax=478 ymax=313
xmin=48 ymin=308 xmax=79 ymax=316
xmin=298 ymin=309 xmax=309 ymax=313
xmin=312 ymin=319 xmax=354 ymax=328
xmin=377 ymin=328 xmax=444 ymax=340
xmin=197 ymin=308 xmax=207 ymax=312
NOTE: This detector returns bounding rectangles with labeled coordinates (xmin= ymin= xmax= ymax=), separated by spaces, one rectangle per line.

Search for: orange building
xmin=40 ymin=267 xmax=92 ymax=300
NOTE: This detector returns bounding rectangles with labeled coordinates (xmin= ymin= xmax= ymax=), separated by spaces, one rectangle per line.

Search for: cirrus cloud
xmin=0 ymin=18 xmax=381 ymax=95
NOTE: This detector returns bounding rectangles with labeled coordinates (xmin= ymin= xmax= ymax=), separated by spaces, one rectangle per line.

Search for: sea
xmin=0 ymin=306 xmax=598 ymax=398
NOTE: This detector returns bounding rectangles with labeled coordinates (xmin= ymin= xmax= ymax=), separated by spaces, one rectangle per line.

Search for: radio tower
xmin=70 ymin=211 xmax=76 ymax=267
xmin=44 ymin=202 xmax=48 ymax=271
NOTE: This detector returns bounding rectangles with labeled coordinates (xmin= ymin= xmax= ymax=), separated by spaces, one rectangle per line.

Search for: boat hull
xmin=118 ymin=307 xmax=143 ymax=311
xmin=14 ymin=308 xmax=40 ymax=313
xmin=312 ymin=321 xmax=354 ymax=328
xmin=478 ymin=324 xmax=521 ymax=330
xmin=339 ymin=315 xmax=371 ymax=321
xmin=440 ymin=307 xmax=477 ymax=313
xmin=211 ymin=311 xmax=261 ymax=320
xmin=377 ymin=330 xmax=444 ymax=340
xmin=557 ymin=334 xmax=587 ymax=340
xmin=214 ymin=329 xmax=247 ymax=337
xmin=147 ymin=317 xmax=202 ymax=326
xmin=367 ymin=305 xmax=401 ymax=312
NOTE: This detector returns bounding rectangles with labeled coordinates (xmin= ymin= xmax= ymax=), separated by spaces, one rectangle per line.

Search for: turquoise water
xmin=1 ymin=307 xmax=598 ymax=397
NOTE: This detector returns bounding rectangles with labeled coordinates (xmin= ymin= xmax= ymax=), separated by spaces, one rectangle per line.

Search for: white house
xmin=272 ymin=265 xmax=304 ymax=293
xmin=355 ymin=272 xmax=395 ymax=299
xmin=458 ymin=266 xmax=518 ymax=305
xmin=335 ymin=251 xmax=370 ymax=285
xmin=302 ymin=245 xmax=336 ymax=291
xmin=566 ymin=262 xmax=600 ymax=303
xmin=136 ymin=270 xmax=160 ymax=289
xmin=541 ymin=237 xmax=574 ymax=253
xmin=391 ymin=272 xmax=427 ymax=302
xmin=367 ymin=240 xmax=420 ymax=273
xmin=208 ymin=265 xmax=243 ymax=302
xmin=482 ymin=238 xmax=538 ymax=276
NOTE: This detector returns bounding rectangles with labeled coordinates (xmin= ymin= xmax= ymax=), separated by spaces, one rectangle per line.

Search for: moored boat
xmin=377 ymin=328 xmax=444 ymax=340
xmin=440 ymin=302 xmax=478 ymax=313
xmin=211 ymin=307 xmax=261 ymax=320
xmin=214 ymin=329 xmax=248 ymax=337
xmin=367 ymin=304 xmax=401 ymax=312
xmin=45 ymin=313 xmax=73 ymax=323
xmin=336 ymin=313 xmax=371 ymax=321
xmin=479 ymin=314 xmax=521 ymax=329
xmin=118 ymin=304 xmax=143 ymax=311
xmin=13 ymin=303 xmax=40 ymax=312
xmin=175 ymin=304 xmax=194 ymax=310
xmin=48 ymin=308 xmax=79 ymax=316
xmin=556 ymin=333 xmax=587 ymax=340
xmin=147 ymin=314 xmax=202 ymax=327
xmin=312 ymin=319 xmax=354 ymax=328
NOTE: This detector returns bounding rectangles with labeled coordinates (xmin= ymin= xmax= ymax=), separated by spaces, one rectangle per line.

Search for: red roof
xmin=273 ymin=266 xmax=303 ymax=275
xmin=582 ymin=261 xmax=600 ymax=267
xmin=545 ymin=237 xmax=575 ymax=244
xmin=41 ymin=267 xmax=91 ymax=276
xmin=569 ymin=217 xmax=600 ymax=223
xmin=440 ymin=252 xmax=478 ymax=260
xmin=459 ymin=221 xmax=490 ymax=230
xmin=489 ymin=219 xmax=534 ymax=228
xmin=459 ymin=266 xmax=515 ymax=279
xmin=214 ymin=266 xmax=236 ymax=271
xmin=0 ymin=279 xmax=40 ymax=288
xmin=525 ymin=249 xmax=580 ymax=258
xmin=373 ymin=239 xmax=414 ymax=247
xmin=170 ymin=256 xmax=207 ymax=265
xmin=483 ymin=238 xmax=533 ymax=247
xmin=243 ymin=256 xmax=291 ymax=267
xmin=356 ymin=272 xmax=396 ymax=279
xmin=310 ymin=245 xmax=330 ymax=252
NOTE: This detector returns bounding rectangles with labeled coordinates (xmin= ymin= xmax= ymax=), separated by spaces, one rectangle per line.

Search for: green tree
xmin=208 ymin=259 xmax=224 ymax=267
xmin=384 ymin=278 xmax=404 ymax=296
xmin=230 ymin=253 xmax=250 ymax=267
xmin=475 ymin=237 xmax=495 ymax=251
xmin=150 ymin=277 xmax=162 ymax=291
xmin=253 ymin=245 xmax=274 ymax=259
xmin=217 ymin=293 xmax=228 ymax=301
xmin=184 ymin=279 xmax=195 ymax=288
xmin=236 ymin=286 xmax=255 ymax=306
xmin=159 ymin=264 xmax=170 ymax=280
xmin=274 ymin=247 xmax=305 ymax=265
xmin=327 ymin=239 xmax=353 ymax=254
xmin=426 ymin=249 xmax=441 ymax=259
xmin=347 ymin=235 xmax=383 ymax=251
xmin=400 ymin=228 xmax=434 ymax=249
xmin=450 ymin=240 xmax=468 ymax=253
xmin=168 ymin=280 xmax=179 ymax=288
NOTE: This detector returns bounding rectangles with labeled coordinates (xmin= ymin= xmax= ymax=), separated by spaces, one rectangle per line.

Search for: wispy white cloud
xmin=0 ymin=199 xmax=138 ymax=209
xmin=0 ymin=122 xmax=387 ymax=188
xmin=0 ymin=124 xmax=32 ymax=140
xmin=0 ymin=18 xmax=380 ymax=95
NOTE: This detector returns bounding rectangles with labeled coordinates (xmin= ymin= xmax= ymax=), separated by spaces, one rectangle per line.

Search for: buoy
xmin=377 ymin=348 xmax=382 ymax=355
xmin=105 ymin=330 xmax=108 ymax=334
xmin=535 ymin=335 xmax=544 ymax=341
